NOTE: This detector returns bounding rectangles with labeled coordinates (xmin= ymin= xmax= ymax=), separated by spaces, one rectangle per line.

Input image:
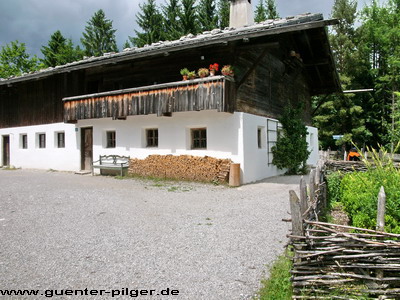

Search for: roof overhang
xmin=0 ymin=13 xmax=340 ymax=94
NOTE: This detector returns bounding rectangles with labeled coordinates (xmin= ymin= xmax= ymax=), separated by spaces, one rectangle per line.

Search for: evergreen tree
xmin=313 ymin=0 xmax=370 ymax=149
xmin=356 ymin=0 xmax=400 ymax=147
xmin=331 ymin=0 xmax=357 ymax=74
xmin=0 ymin=41 xmax=40 ymax=79
xmin=131 ymin=0 xmax=164 ymax=47
xmin=271 ymin=106 xmax=310 ymax=174
xmin=197 ymin=0 xmax=218 ymax=31
xmin=218 ymin=0 xmax=230 ymax=29
xmin=162 ymin=0 xmax=183 ymax=40
xmin=266 ymin=0 xmax=279 ymax=19
xmin=255 ymin=0 xmax=267 ymax=23
xmin=122 ymin=40 xmax=131 ymax=49
xmin=179 ymin=0 xmax=199 ymax=35
xmin=81 ymin=9 xmax=118 ymax=56
xmin=41 ymin=30 xmax=83 ymax=67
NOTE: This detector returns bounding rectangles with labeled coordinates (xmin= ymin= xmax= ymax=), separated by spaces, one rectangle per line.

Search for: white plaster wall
xmin=240 ymin=113 xmax=320 ymax=184
xmin=0 ymin=111 xmax=319 ymax=183
xmin=77 ymin=110 xmax=244 ymax=172
xmin=307 ymin=126 xmax=319 ymax=166
xmin=241 ymin=113 xmax=285 ymax=184
xmin=0 ymin=123 xmax=80 ymax=171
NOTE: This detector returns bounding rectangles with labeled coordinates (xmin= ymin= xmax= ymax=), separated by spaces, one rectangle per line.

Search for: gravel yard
xmin=0 ymin=169 xmax=300 ymax=299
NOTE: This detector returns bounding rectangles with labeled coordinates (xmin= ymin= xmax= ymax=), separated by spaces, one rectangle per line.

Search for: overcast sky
xmin=0 ymin=0 xmax=375 ymax=58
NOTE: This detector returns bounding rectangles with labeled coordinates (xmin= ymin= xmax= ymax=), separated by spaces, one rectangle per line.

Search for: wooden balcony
xmin=63 ymin=76 xmax=236 ymax=122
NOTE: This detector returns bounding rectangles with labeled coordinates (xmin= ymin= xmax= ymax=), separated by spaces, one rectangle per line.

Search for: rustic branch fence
xmin=287 ymin=158 xmax=400 ymax=299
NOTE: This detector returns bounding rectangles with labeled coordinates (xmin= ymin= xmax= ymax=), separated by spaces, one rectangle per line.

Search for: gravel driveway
xmin=0 ymin=169 xmax=300 ymax=299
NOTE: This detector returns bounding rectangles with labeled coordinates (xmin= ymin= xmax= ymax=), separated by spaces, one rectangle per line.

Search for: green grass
xmin=257 ymin=250 xmax=293 ymax=300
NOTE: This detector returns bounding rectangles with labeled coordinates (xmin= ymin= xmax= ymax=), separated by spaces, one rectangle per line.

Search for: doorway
xmin=80 ymin=128 xmax=93 ymax=171
xmin=2 ymin=135 xmax=10 ymax=166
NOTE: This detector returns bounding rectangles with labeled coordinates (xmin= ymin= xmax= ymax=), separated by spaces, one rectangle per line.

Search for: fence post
xmin=299 ymin=176 xmax=308 ymax=216
xmin=376 ymin=186 xmax=386 ymax=232
xmin=376 ymin=186 xmax=386 ymax=282
xmin=289 ymin=190 xmax=304 ymax=236
xmin=308 ymin=169 xmax=316 ymax=203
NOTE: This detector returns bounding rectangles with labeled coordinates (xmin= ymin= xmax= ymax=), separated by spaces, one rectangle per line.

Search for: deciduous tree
xmin=0 ymin=41 xmax=39 ymax=79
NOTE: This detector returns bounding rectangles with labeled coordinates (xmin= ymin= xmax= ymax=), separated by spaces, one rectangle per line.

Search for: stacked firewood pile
xmin=290 ymin=221 xmax=400 ymax=299
xmin=128 ymin=155 xmax=232 ymax=183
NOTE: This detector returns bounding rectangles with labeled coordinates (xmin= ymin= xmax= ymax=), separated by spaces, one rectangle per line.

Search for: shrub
xmin=341 ymin=169 xmax=400 ymax=233
xmin=326 ymin=171 xmax=343 ymax=206
xmin=339 ymin=146 xmax=400 ymax=233
xmin=271 ymin=106 xmax=310 ymax=174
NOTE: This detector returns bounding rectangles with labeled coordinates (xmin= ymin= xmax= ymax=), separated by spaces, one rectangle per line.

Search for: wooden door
xmin=2 ymin=135 xmax=10 ymax=166
xmin=81 ymin=128 xmax=93 ymax=170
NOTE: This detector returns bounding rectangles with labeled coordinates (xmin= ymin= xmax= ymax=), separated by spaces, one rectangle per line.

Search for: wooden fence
xmin=287 ymin=160 xmax=400 ymax=299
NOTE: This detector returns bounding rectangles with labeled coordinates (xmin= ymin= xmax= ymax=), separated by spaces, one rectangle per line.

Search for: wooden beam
xmin=312 ymin=94 xmax=330 ymax=116
xmin=236 ymin=47 xmax=271 ymax=89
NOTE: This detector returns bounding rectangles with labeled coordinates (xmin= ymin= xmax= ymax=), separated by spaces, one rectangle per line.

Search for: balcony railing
xmin=63 ymin=76 xmax=235 ymax=122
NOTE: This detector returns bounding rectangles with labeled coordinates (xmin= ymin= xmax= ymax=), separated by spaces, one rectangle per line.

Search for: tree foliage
xmin=197 ymin=0 xmax=218 ymax=31
xmin=179 ymin=0 xmax=199 ymax=35
xmin=81 ymin=9 xmax=118 ymax=56
xmin=266 ymin=0 xmax=279 ymax=19
xmin=255 ymin=0 xmax=267 ymax=23
xmin=255 ymin=0 xmax=279 ymax=22
xmin=162 ymin=0 xmax=183 ymax=40
xmin=41 ymin=30 xmax=83 ymax=67
xmin=272 ymin=106 xmax=310 ymax=175
xmin=313 ymin=0 xmax=371 ymax=149
xmin=314 ymin=0 xmax=400 ymax=150
xmin=0 ymin=41 xmax=40 ymax=79
xmin=131 ymin=0 xmax=164 ymax=47
xmin=218 ymin=0 xmax=230 ymax=29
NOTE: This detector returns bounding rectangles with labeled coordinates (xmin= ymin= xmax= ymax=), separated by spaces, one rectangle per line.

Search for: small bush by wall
xmin=128 ymin=155 xmax=232 ymax=183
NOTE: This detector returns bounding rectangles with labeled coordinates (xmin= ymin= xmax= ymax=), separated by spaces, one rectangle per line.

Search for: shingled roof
xmin=0 ymin=13 xmax=339 ymax=92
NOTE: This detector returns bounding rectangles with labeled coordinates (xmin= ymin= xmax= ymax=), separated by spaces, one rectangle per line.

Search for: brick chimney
xmin=229 ymin=0 xmax=254 ymax=28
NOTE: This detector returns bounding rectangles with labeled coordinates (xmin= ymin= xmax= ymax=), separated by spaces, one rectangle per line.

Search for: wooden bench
xmin=91 ymin=155 xmax=130 ymax=176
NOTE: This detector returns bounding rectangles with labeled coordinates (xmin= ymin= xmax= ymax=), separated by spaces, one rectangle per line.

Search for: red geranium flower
xmin=209 ymin=63 xmax=219 ymax=71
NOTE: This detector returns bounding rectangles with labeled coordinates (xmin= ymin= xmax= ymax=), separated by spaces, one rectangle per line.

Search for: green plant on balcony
xmin=198 ymin=68 xmax=209 ymax=78
xmin=180 ymin=68 xmax=190 ymax=80
xmin=188 ymin=71 xmax=196 ymax=80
